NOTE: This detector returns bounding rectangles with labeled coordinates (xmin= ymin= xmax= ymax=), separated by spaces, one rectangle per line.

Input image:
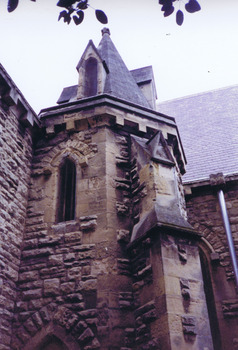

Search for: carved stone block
xmin=178 ymin=244 xmax=187 ymax=263
xmin=181 ymin=315 xmax=197 ymax=336
xmin=116 ymin=202 xmax=129 ymax=216
xmin=80 ymin=216 xmax=97 ymax=231
xmin=222 ymin=299 xmax=238 ymax=318
xmin=117 ymin=230 xmax=130 ymax=243
xmin=180 ymin=278 xmax=190 ymax=300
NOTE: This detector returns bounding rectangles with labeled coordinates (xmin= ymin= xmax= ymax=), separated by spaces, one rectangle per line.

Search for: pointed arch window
xmin=84 ymin=57 xmax=98 ymax=97
xmin=58 ymin=158 xmax=76 ymax=222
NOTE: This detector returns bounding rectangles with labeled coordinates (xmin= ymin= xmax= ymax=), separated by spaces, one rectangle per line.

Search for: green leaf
xmin=7 ymin=0 xmax=19 ymax=12
xmin=58 ymin=10 xmax=68 ymax=21
xmin=163 ymin=6 xmax=174 ymax=17
xmin=176 ymin=10 xmax=184 ymax=25
xmin=57 ymin=0 xmax=76 ymax=9
xmin=73 ymin=10 xmax=84 ymax=25
xmin=185 ymin=0 xmax=201 ymax=13
xmin=95 ymin=9 xmax=108 ymax=24
xmin=77 ymin=0 xmax=88 ymax=10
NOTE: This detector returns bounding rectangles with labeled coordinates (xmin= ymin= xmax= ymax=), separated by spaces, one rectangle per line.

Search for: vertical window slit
xmin=58 ymin=158 xmax=76 ymax=222
xmin=84 ymin=57 xmax=98 ymax=97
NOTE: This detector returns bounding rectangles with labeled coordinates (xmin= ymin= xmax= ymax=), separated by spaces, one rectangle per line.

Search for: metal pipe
xmin=218 ymin=189 xmax=238 ymax=290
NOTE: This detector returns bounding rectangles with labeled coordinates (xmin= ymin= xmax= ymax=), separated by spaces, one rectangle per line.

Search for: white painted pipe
xmin=218 ymin=189 xmax=238 ymax=291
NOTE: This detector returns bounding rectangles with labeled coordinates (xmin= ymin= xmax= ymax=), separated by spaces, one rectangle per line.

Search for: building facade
xmin=0 ymin=28 xmax=237 ymax=350
xmin=159 ymin=86 xmax=238 ymax=350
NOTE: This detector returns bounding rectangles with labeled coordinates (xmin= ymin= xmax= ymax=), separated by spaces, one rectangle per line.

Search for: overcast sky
xmin=0 ymin=0 xmax=237 ymax=113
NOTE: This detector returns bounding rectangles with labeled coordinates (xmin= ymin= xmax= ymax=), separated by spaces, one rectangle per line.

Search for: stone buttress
xmin=11 ymin=29 xmax=214 ymax=350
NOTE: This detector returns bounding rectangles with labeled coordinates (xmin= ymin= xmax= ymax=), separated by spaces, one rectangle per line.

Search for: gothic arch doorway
xmin=36 ymin=335 xmax=68 ymax=350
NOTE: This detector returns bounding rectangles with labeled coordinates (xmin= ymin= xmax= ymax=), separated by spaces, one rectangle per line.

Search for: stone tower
xmin=6 ymin=29 xmax=214 ymax=349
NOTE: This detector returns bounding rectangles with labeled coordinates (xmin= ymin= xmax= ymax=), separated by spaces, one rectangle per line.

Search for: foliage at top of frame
xmin=7 ymin=0 xmax=201 ymax=26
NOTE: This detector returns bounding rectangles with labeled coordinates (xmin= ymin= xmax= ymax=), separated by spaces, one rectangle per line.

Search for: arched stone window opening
xmin=58 ymin=158 xmax=76 ymax=222
xmin=199 ymin=247 xmax=222 ymax=350
xmin=84 ymin=57 xmax=98 ymax=97
xmin=35 ymin=334 xmax=68 ymax=350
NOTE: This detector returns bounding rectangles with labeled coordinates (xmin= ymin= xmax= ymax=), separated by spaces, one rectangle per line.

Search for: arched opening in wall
xmin=58 ymin=158 xmax=76 ymax=222
xmin=36 ymin=335 xmax=68 ymax=350
xmin=84 ymin=57 xmax=98 ymax=97
xmin=199 ymin=247 xmax=222 ymax=350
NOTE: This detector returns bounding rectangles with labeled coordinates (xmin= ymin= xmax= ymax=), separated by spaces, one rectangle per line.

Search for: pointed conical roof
xmin=97 ymin=29 xmax=150 ymax=108
xmin=57 ymin=28 xmax=151 ymax=108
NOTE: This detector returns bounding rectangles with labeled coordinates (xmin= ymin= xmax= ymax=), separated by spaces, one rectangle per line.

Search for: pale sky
xmin=0 ymin=0 xmax=238 ymax=113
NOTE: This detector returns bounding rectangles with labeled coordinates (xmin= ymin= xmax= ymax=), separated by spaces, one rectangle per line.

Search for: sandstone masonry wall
xmin=11 ymin=125 xmax=136 ymax=350
xmin=0 ymin=104 xmax=33 ymax=350
xmin=185 ymin=181 xmax=238 ymax=350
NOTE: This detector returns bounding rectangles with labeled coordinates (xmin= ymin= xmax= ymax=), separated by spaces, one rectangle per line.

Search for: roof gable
xmin=76 ymin=40 xmax=103 ymax=72
xmin=131 ymin=131 xmax=174 ymax=167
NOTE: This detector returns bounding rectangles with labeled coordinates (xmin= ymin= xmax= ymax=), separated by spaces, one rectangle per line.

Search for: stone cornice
xmin=39 ymin=94 xmax=176 ymax=127
xmin=0 ymin=63 xmax=39 ymax=128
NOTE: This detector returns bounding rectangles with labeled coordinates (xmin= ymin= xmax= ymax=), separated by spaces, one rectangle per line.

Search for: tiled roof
xmin=158 ymin=85 xmax=238 ymax=183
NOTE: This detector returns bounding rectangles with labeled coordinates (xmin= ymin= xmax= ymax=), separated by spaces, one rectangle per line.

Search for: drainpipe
xmin=210 ymin=173 xmax=238 ymax=291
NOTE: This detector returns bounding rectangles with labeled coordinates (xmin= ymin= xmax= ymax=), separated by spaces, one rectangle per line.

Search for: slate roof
xmin=57 ymin=30 xmax=151 ymax=109
xmin=97 ymin=31 xmax=151 ymax=108
xmin=158 ymin=85 xmax=238 ymax=184
xmin=57 ymin=85 xmax=77 ymax=104
xmin=130 ymin=66 xmax=154 ymax=85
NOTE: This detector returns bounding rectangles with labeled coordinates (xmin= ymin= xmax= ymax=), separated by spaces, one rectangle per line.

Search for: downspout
xmin=210 ymin=173 xmax=238 ymax=291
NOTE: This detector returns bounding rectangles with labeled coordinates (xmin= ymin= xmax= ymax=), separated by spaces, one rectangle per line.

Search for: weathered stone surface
xmin=181 ymin=315 xmax=197 ymax=335
xmin=135 ymin=301 xmax=156 ymax=318
xmin=78 ymin=327 xmax=94 ymax=344
xmin=64 ymin=293 xmax=83 ymax=303
xmin=22 ymin=289 xmax=42 ymax=301
xmin=39 ymin=307 xmax=50 ymax=324
xmin=177 ymin=244 xmax=187 ymax=263
xmin=65 ymin=231 xmax=82 ymax=243
xmin=82 ymin=220 xmax=97 ymax=230
xmin=117 ymin=230 xmax=130 ymax=243
xmin=31 ymin=311 xmax=43 ymax=329
xmin=222 ymin=299 xmax=238 ymax=318
xmin=116 ymin=202 xmax=130 ymax=216
xmin=23 ymin=317 xmax=38 ymax=336
xmin=142 ymin=309 xmax=157 ymax=323
xmin=43 ymin=278 xmax=60 ymax=297
xmin=18 ymin=271 xmax=39 ymax=283
xmin=21 ymin=247 xmax=52 ymax=259
xmin=84 ymin=337 xmax=100 ymax=349
xmin=81 ymin=279 xmax=97 ymax=291
xmin=80 ymin=309 xmax=97 ymax=319
xmin=61 ymin=282 xmax=75 ymax=294
xmin=16 ymin=327 xmax=31 ymax=344
xmin=72 ymin=320 xmax=88 ymax=337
